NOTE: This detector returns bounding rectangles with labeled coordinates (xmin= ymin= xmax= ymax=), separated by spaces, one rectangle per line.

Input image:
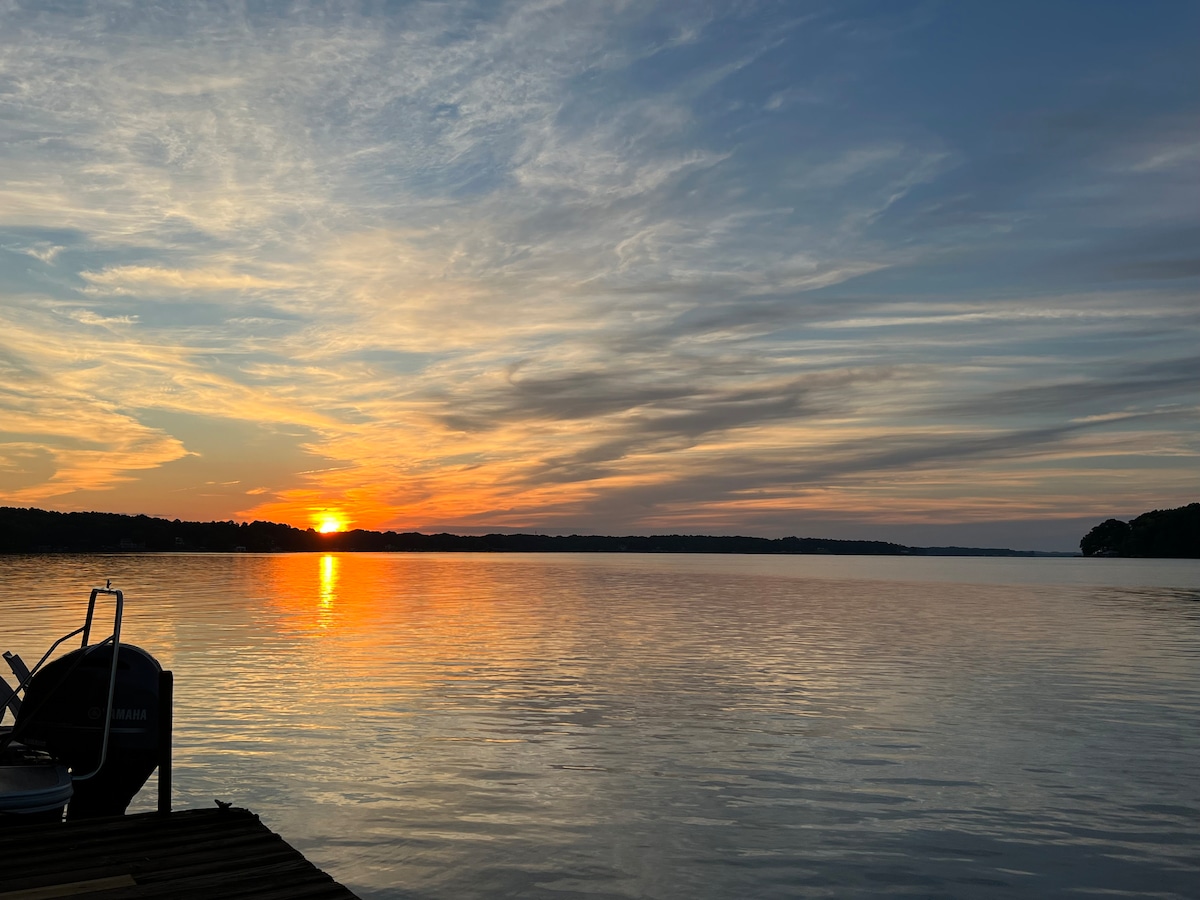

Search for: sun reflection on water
xmin=318 ymin=554 xmax=339 ymax=627
xmin=2 ymin=554 xmax=1199 ymax=900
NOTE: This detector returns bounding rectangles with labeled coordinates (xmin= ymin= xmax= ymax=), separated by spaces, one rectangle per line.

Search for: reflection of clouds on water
xmin=4 ymin=552 xmax=1198 ymax=899
xmin=1095 ymin=587 xmax=1200 ymax=618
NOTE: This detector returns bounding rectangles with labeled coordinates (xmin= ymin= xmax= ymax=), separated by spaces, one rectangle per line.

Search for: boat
xmin=0 ymin=583 xmax=166 ymax=824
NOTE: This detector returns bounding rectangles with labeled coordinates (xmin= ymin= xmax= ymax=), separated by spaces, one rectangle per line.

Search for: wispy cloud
xmin=1 ymin=1 xmax=1197 ymax=548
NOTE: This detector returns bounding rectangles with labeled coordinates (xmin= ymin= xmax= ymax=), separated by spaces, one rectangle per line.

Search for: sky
xmin=1 ymin=1 xmax=1197 ymax=551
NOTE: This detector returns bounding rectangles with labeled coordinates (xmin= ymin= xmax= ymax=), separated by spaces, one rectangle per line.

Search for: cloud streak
xmin=1 ymin=1 xmax=1197 ymax=549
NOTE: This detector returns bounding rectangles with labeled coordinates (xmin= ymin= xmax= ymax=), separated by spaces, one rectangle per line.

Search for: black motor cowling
xmin=15 ymin=643 xmax=162 ymax=818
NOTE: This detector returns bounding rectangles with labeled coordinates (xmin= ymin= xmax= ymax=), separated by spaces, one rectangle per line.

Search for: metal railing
xmin=2 ymin=583 xmax=174 ymax=815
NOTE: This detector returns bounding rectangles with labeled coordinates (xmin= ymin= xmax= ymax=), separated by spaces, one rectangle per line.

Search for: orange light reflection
xmin=318 ymin=554 xmax=338 ymax=628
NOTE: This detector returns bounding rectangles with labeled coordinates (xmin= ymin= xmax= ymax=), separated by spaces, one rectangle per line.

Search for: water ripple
xmin=2 ymin=553 xmax=1198 ymax=899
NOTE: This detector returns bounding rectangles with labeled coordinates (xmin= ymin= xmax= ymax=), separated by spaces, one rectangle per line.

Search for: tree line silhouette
xmin=1079 ymin=503 xmax=1200 ymax=558
xmin=0 ymin=506 xmax=1054 ymax=556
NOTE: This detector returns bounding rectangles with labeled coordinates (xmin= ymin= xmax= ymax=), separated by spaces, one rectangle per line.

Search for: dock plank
xmin=0 ymin=808 xmax=360 ymax=899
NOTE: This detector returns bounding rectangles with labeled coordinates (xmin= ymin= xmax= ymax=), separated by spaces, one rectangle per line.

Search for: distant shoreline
xmin=1 ymin=506 xmax=1077 ymax=557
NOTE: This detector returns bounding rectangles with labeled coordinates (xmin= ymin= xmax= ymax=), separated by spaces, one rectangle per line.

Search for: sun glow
xmin=315 ymin=512 xmax=346 ymax=534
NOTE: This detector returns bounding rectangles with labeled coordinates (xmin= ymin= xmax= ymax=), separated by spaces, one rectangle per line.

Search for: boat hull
xmin=0 ymin=743 xmax=72 ymax=825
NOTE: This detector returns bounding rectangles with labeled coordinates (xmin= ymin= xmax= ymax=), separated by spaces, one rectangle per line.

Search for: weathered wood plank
xmin=0 ymin=875 xmax=137 ymax=900
xmin=0 ymin=808 xmax=360 ymax=899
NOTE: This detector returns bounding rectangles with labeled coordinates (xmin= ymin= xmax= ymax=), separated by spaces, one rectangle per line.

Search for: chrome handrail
xmin=0 ymin=584 xmax=124 ymax=780
xmin=71 ymin=586 xmax=123 ymax=781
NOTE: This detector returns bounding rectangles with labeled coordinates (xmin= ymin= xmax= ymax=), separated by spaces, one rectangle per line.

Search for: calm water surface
xmin=2 ymin=553 xmax=1198 ymax=899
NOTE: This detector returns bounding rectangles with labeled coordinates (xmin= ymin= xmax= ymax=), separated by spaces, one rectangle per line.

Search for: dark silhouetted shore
xmin=0 ymin=507 xmax=1077 ymax=557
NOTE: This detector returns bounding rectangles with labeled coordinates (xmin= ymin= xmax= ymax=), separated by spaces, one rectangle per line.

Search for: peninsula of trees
xmin=0 ymin=506 xmax=1063 ymax=557
xmin=1079 ymin=503 xmax=1200 ymax=558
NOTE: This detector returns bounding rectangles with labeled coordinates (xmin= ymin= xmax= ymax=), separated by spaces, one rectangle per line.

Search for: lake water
xmin=2 ymin=553 xmax=1199 ymax=899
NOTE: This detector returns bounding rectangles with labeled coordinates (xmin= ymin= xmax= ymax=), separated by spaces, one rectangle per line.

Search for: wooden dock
xmin=0 ymin=807 xmax=360 ymax=899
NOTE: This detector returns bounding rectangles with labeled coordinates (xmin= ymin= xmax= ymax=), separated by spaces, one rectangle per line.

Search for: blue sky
xmin=1 ymin=1 xmax=1197 ymax=550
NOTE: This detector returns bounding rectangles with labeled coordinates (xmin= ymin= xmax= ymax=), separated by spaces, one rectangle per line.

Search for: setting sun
xmin=315 ymin=513 xmax=345 ymax=534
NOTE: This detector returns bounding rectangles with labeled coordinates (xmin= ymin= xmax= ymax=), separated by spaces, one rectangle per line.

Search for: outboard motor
xmin=15 ymin=643 xmax=162 ymax=818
